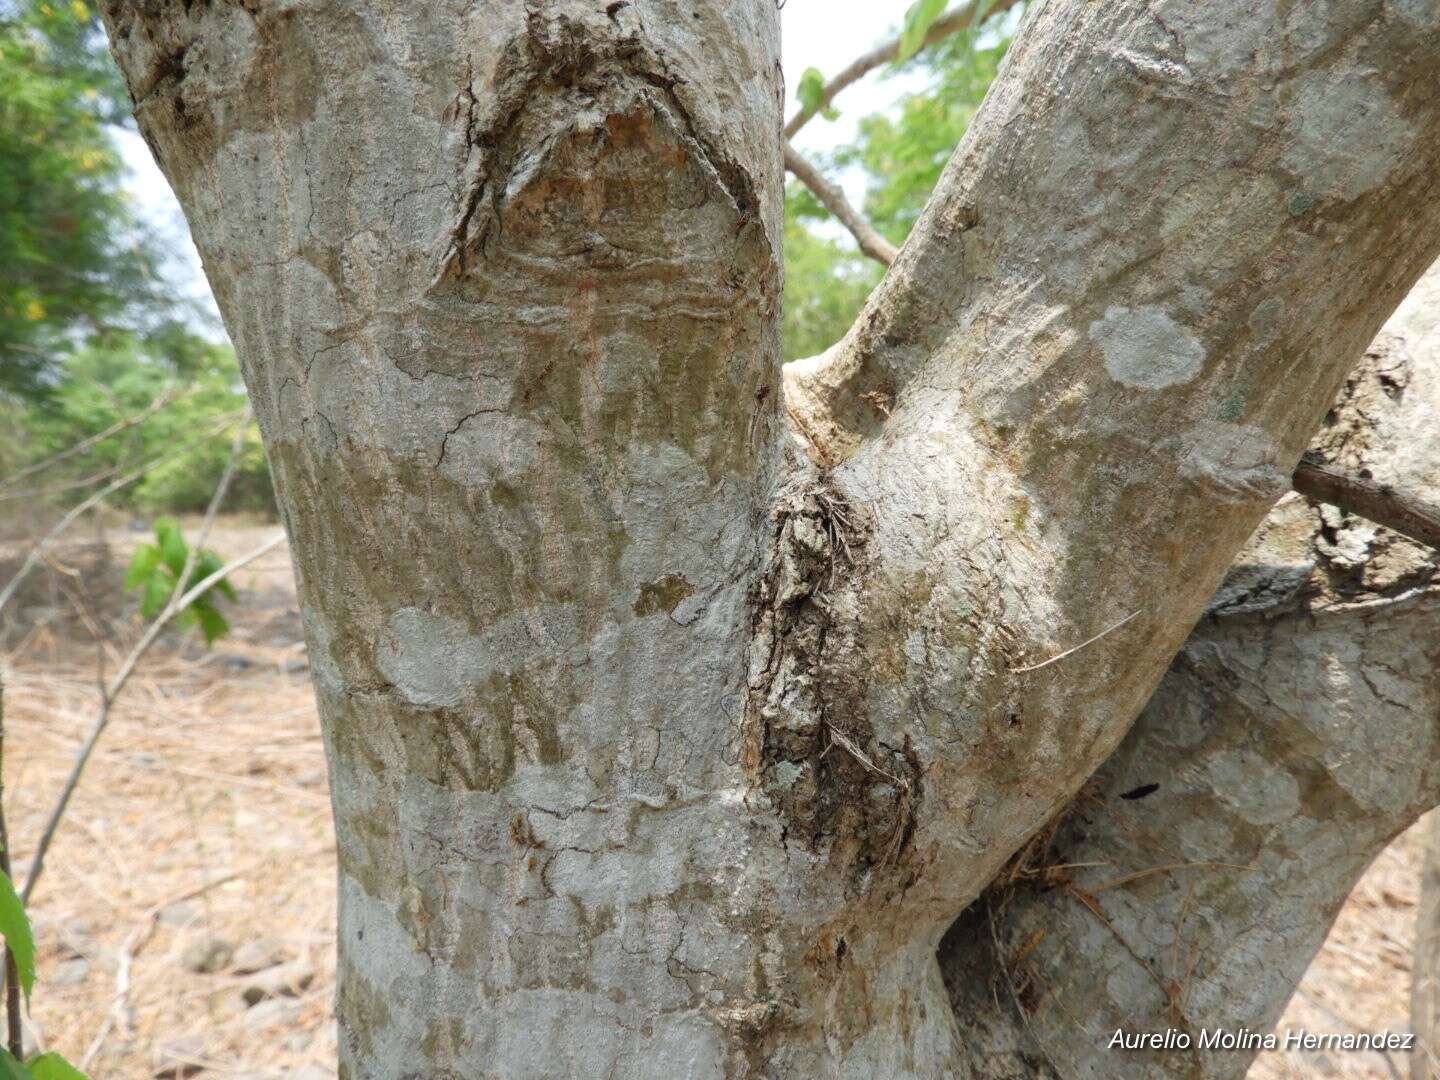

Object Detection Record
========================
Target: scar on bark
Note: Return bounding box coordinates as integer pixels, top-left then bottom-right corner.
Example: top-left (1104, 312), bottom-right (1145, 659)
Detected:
top-left (746, 479), bottom-right (921, 875)
top-left (433, 10), bottom-right (762, 283)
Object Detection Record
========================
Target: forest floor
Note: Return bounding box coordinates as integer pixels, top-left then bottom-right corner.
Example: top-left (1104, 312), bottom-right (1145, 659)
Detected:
top-left (0, 516), bottom-right (1426, 1079)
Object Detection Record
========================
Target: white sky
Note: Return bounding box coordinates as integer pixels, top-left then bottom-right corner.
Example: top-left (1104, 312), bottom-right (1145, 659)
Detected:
top-left (116, 1), bottom-right (922, 328)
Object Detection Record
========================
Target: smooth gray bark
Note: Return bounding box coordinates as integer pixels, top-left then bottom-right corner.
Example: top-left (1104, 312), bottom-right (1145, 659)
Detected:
top-left (941, 267), bottom-right (1440, 1079)
top-left (98, 0), bottom-right (1440, 1076)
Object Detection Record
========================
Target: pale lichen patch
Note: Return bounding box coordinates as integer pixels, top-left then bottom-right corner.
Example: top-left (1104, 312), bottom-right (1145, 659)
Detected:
top-left (375, 608), bottom-right (490, 707)
top-left (1089, 305), bottom-right (1206, 389)
top-left (1204, 749), bottom-right (1301, 826)
top-left (1280, 70), bottom-right (1413, 202)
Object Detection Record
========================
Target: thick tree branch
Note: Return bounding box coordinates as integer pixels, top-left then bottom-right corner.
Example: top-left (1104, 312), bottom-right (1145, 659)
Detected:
top-left (782, 0), bottom-right (1026, 139)
top-left (778, 0), bottom-right (1440, 974)
top-left (97, 0), bottom-right (1440, 1074)
top-left (938, 260), bottom-right (1440, 1080)
top-left (1294, 456), bottom-right (1440, 551)
top-left (783, 141), bottom-right (897, 266)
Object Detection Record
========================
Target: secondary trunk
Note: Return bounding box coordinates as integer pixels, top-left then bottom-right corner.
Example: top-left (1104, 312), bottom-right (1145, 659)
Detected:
top-left (942, 264), bottom-right (1440, 1079)
top-left (99, 1), bottom-right (1440, 1076)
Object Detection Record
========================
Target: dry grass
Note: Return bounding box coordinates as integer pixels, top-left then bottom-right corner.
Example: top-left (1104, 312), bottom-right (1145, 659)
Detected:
top-left (4, 521), bottom-right (336, 1079)
top-left (0, 517), bottom-right (1429, 1078)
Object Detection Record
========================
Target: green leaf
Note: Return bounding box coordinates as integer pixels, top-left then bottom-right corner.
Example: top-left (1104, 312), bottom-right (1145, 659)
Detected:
top-left (897, 0), bottom-right (948, 62)
top-left (192, 603), bottom-right (229, 647)
top-left (797, 67), bottom-right (827, 115)
top-left (28, 1054), bottom-right (90, 1080)
top-left (139, 570), bottom-right (173, 620)
top-left (0, 872), bottom-right (35, 1001)
top-left (154, 517), bottom-right (188, 576)
top-left (123, 543), bottom-right (160, 591)
top-left (0, 1049), bottom-right (33, 1080)
top-left (193, 551), bottom-right (236, 601)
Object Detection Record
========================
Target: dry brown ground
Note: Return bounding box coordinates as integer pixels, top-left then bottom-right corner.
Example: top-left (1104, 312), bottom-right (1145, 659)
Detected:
top-left (0, 517), bottom-right (1429, 1078)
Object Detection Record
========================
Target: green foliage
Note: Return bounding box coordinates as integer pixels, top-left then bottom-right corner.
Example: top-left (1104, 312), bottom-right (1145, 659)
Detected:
top-left (0, 870), bottom-right (33, 1001)
top-left (0, 0), bottom-right (168, 398)
top-left (796, 67), bottom-right (838, 122)
top-left (21, 329), bottom-right (272, 513)
top-left (839, 31), bottom-right (1009, 244)
top-left (896, 0), bottom-right (948, 61)
top-left (125, 517), bottom-right (237, 646)
top-left (0, 1050), bottom-right (91, 1080)
top-left (27, 1054), bottom-right (90, 1080)
top-left (782, 5), bottom-right (1015, 359)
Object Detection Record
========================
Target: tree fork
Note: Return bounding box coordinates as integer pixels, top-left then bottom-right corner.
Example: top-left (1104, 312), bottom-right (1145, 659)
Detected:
top-left (100, 0), bottom-right (1440, 1076)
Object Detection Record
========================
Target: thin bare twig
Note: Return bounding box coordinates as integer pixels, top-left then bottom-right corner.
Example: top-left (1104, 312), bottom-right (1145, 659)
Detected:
top-left (80, 870), bottom-right (239, 1070)
top-left (1010, 610), bottom-right (1141, 674)
top-left (0, 387), bottom-right (186, 493)
top-left (783, 0), bottom-right (1026, 139)
top-left (21, 423), bottom-right (275, 906)
top-left (784, 142), bottom-right (898, 266)
top-left (1293, 456), bottom-right (1440, 552)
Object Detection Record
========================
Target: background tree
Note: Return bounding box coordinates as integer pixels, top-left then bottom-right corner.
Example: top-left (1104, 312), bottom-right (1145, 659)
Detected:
top-left (91, 0), bottom-right (1440, 1077)
top-left (0, 0), bottom-right (156, 396)
top-left (0, 0), bottom-right (268, 515)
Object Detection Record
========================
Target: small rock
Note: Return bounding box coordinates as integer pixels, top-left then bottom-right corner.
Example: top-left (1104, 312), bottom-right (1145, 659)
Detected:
top-left (242, 961), bottom-right (315, 1005)
top-left (283, 658), bottom-right (310, 674)
top-left (158, 901), bottom-right (199, 928)
top-left (231, 938), bottom-right (286, 975)
top-left (153, 1035), bottom-right (206, 1078)
top-left (51, 958), bottom-right (90, 986)
top-left (220, 653), bottom-right (255, 672)
top-left (296, 771), bottom-right (326, 790)
top-left (181, 936), bottom-right (233, 974)
top-left (242, 998), bottom-right (302, 1031)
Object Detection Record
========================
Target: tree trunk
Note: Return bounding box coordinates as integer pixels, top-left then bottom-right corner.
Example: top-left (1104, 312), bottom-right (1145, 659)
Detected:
top-left (99, 1), bottom-right (1440, 1076)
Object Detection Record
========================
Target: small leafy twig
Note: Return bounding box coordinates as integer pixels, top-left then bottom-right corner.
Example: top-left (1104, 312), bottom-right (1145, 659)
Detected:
top-left (783, 0), bottom-right (1025, 139)
top-left (21, 530), bottom-right (283, 905)
top-left (0, 410), bottom-right (248, 618)
top-left (21, 420), bottom-right (272, 908)
top-left (0, 676), bottom-right (20, 1059)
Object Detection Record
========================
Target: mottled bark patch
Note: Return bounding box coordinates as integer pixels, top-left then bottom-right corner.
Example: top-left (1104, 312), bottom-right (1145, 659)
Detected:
top-left (633, 573), bottom-right (695, 618)
top-left (746, 481), bottom-right (919, 878)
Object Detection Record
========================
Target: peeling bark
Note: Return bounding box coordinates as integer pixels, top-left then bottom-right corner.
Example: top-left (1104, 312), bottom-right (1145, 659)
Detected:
top-left (98, 0), bottom-right (1440, 1075)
